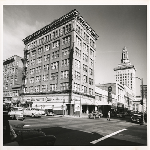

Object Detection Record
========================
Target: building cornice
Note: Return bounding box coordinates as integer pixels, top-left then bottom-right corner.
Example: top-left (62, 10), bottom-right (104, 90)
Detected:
top-left (114, 64), bottom-right (136, 71)
top-left (3, 55), bottom-right (23, 65)
top-left (22, 9), bottom-right (99, 45)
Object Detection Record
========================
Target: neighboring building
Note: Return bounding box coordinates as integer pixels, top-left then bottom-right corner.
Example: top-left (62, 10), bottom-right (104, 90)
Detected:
top-left (96, 82), bottom-right (134, 116)
top-left (95, 85), bottom-right (117, 117)
top-left (22, 9), bottom-right (99, 115)
top-left (114, 47), bottom-right (136, 95)
top-left (3, 55), bottom-right (23, 103)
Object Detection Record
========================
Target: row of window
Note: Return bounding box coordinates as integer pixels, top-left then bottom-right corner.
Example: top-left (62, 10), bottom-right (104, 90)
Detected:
top-left (28, 82), bottom-right (70, 93)
top-left (26, 23), bottom-right (72, 50)
top-left (3, 61), bottom-right (18, 69)
top-left (27, 37), bottom-right (70, 59)
top-left (73, 83), bottom-right (94, 95)
top-left (3, 91), bottom-right (19, 97)
top-left (76, 23), bottom-right (95, 49)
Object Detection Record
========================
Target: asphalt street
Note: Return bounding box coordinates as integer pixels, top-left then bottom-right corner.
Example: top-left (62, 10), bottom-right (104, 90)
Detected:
top-left (22, 115), bottom-right (147, 146)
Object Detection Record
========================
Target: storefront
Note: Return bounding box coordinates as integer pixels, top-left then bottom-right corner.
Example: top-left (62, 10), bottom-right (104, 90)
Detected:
top-left (117, 102), bottom-right (124, 113)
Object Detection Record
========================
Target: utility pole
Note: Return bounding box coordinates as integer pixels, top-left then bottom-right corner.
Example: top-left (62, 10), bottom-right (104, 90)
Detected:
top-left (141, 78), bottom-right (145, 124)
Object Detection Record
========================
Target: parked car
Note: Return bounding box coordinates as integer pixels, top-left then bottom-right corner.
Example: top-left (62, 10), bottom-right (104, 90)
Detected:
top-left (3, 119), bottom-right (56, 146)
top-left (34, 108), bottom-right (45, 115)
top-left (44, 109), bottom-right (54, 116)
top-left (117, 112), bottom-right (125, 118)
top-left (8, 107), bottom-right (24, 121)
top-left (23, 108), bottom-right (41, 118)
top-left (88, 111), bottom-right (103, 119)
top-left (131, 112), bottom-right (147, 123)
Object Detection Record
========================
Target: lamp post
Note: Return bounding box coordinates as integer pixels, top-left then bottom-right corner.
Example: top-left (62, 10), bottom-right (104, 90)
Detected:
top-left (132, 77), bottom-right (145, 124)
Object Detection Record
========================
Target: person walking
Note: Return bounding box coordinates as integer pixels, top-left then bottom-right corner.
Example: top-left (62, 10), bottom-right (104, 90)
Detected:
top-left (107, 111), bottom-right (110, 121)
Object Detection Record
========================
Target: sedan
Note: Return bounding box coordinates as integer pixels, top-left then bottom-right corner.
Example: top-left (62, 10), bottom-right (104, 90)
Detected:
top-left (23, 108), bottom-right (41, 118)
top-left (88, 111), bottom-right (103, 119)
top-left (8, 107), bottom-right (24, 121)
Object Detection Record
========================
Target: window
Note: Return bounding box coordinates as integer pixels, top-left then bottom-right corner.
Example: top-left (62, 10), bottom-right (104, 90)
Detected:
top-left (89, 78), bottom-right (93, 85)
top-left (35, 85), bottom-right (40, 93)
top-left (31, 50), bottom-right (36, 57)
top-left (36, 66), bottom-right (41, 73)
top-left (36, 76), bottom-right (41, 83)
top-left (45, 44), bottom-right (50, 51)
top-left (74, 59), bottom-right (81, 69)
top-left (90, 58), bottom-right (94, 67)
top-left (30, 68), bottom-right (35, 75)
top-left (90, 49), bottom-right (94, 57)
top-left (30, 77), bottom-right (34, 83)
top-left (52, 41), bottom-right (60, 49)
top-left (29, 86), bottom-right (33, 93)
top-left (62, 58), bottom-right (69, 67)
top-left (83, 75), bottom-right (88, 83)
top-left (51, 72), bottom-right (58, 80)
top-left (89, 88), bottom-right (93, 95)
top-left (62, 48), bottom-right (70, 56)
top-left (74, 71), bottom-right (80, 80)
top-left (42, 85), bottom-right (47, 92)
top-left (52, 50), bottom-right (59, 59)
top-left (31, 59), bottom-right (35, 65)
top-left (90, 39), bottom-right (95, 48)
top-left (50, 84), bottom-right (57, 91)
top-left (51, 61), bottom-right (59, 70)
top-left (76, 36), bottom-right (81, 47)
top-left (43, 74), bottom-right (48, 81)
top-left (82, 85), bottom-right (87, 93)
top-left (83, 53), bottom-right (88, 62)
top-left (60, 82), bottom-right (69, 90)
top-left (38, 47), bottom-right (43, 54)
top-left (83, 64), bottom-right (88, 72)
top-left (61, 70), bottom-right (69, 79)
top-left (37, 56), bottom-right (42, 64)
top-left (75, 47), bottom-right (81, 57)
top-left (74, 82), bottom-right (80, 91)
top-left (62, 36), bottom-right (71, 45)
top-left (89, 68), bottom-right (93, 75)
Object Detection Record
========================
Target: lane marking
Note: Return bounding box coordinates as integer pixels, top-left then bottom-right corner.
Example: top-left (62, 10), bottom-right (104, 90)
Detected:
top-left (24, 125), bottom-right (30, 127)
top-left (90, 128), bottom-right (127, 144)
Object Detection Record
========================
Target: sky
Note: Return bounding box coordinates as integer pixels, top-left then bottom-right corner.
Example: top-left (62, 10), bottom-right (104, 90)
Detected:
top-left (3, 4), bottom-right (147, 96)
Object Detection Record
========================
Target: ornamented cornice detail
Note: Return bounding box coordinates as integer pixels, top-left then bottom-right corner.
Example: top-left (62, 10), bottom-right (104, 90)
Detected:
top-left (22, 9), bottom-right (99, 45)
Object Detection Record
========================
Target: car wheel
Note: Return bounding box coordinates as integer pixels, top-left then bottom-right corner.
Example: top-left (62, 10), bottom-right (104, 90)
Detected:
top-left (45, 114), bottom-right (47, 116)
top-left (88, 116), bottom-right (91, 119)
top-left (99, 115), bottom-right (101, 119)
top-left (31, 114), bottom-right (35, 118)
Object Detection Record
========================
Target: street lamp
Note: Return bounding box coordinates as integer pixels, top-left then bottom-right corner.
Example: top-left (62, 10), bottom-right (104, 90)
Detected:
top-left (132, 77), bottom-right (145, 124)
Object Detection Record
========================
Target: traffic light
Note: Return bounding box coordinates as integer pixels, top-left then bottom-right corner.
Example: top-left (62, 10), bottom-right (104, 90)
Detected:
top-left (108, 86), bottom-right (112, 103)
top-left (140, 100), bottom-right (143, 105)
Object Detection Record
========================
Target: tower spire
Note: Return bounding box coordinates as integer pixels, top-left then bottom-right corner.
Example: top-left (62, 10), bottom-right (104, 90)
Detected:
top-left (121, 46), bottom-right (130, 64)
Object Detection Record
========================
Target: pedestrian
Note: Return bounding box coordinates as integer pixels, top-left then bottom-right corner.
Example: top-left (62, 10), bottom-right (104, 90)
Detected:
top-left (107, 111), bottom-right (110, 121)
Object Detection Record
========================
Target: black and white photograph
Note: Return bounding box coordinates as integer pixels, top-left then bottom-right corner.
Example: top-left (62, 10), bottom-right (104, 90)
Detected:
top-left (2, 1), bottom-right (148, 149)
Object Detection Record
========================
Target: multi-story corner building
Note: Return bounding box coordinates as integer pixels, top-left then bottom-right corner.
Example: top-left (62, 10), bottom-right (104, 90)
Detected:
top-left (114, 47), bottom-right (136, 95)
top-left (3, 55), bottom-right (23, 102)
top-left (22, 9), bottom-right (99, 115)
